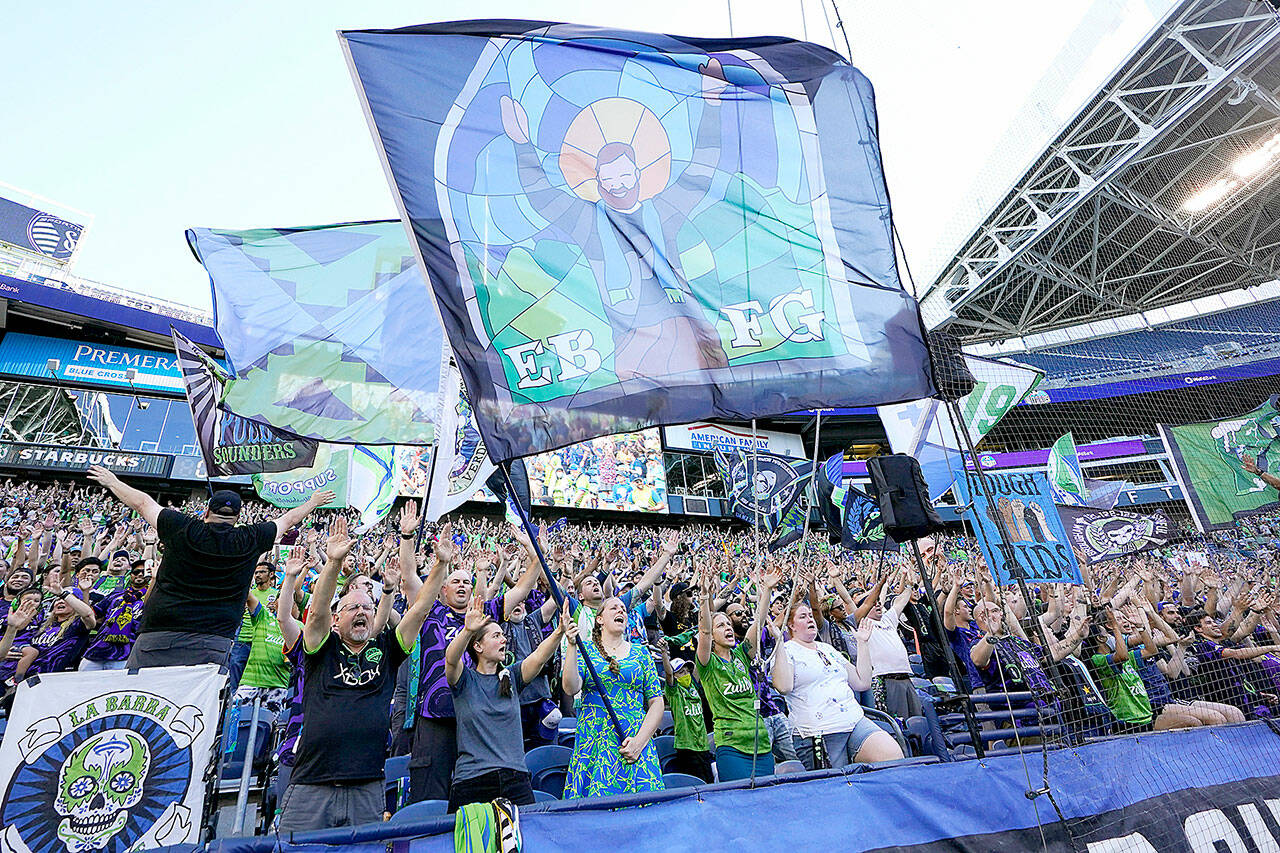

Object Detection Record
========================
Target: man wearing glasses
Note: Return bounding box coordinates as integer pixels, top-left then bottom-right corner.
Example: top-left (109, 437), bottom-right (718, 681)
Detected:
top-left (277, 516), bottom-right (438, 832)
top-left (86, 464), bottom-right (334, 669)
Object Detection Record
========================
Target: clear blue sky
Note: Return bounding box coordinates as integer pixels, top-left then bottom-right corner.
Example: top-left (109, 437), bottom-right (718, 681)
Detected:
top-left (0, 0), bottom-right (1169, 310)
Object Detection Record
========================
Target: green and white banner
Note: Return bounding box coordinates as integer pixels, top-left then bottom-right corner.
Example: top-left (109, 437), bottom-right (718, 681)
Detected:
top-left (254, 444), bottom-right (397, 533)
top-left (1159, 396), bottom-right (1280, 532)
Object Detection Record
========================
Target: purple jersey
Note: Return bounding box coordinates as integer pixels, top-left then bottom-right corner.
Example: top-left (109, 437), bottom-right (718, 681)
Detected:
top-left (415, 598), bottom-right (499, 719)
top-left (275, 641), bottom-right (306, 766)
top-left (26, 616), bottom-right (91, 675)
top-left (82, 587), bottom-right (144, 663)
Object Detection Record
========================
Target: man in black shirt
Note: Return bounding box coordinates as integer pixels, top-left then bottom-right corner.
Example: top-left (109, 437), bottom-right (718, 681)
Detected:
top-left (86, 465), bottom-right (333, 669)
top-left (277, 516), bottom-right (437, 832)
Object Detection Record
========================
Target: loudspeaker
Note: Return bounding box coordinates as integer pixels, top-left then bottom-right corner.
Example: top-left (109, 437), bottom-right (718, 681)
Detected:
top-left (926, 322), bottom-right (976, 402)
top-left (866, 454), bottom-right (944, 541)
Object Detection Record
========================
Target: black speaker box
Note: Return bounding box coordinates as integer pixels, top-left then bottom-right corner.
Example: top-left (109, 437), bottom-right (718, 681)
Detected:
top-left (866, 454), bottom-right (944, 541)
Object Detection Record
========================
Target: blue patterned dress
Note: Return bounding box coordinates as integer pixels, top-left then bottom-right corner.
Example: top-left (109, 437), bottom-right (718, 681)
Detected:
top-left (564, 640), bottom-right (665, 799)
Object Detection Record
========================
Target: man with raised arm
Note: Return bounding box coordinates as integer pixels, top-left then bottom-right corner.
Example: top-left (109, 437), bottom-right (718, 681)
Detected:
top-left (277, 517), bottom-right (436, 832)
top-left (85, 464), bottom-right (333, 668)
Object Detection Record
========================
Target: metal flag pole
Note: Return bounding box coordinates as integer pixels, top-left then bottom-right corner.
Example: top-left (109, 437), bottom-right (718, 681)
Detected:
top-left (752, 418), bottom-right (761, 573)
top-left (415, 442), bottom-right (438, 551)
top-left (797, 410), bottom-right (824, 564)
top-left (498, 461), bottom-right (627, 743)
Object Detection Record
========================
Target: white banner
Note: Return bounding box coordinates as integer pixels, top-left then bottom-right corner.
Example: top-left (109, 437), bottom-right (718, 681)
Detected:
top-left (0, 665), bottom-right (225, 853)
top-left (425, 364), bottom-right (497, 522)
top-left (661, 421), bottom-right (805, 458)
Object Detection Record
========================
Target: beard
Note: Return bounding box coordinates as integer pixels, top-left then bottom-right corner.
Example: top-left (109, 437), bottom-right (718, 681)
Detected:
top-left (599, 179), bottom-right (641, 211)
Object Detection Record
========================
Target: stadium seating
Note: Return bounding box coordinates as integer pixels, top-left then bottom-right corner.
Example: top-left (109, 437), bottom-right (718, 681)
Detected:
top-left (862, 707), bottom-right (911, 755)
top-left (219, 715), bottom-right (275, 791)
top-left (775, 760), bottom-right (807, 775)
top-left (533, 789), bottom-right (558, 803)
top-left (662, 772), bottom-right (705, 789)
top-left (526, 745), bottom-right (572, 798)
top-left (1011, 298), bottom-right (1280, 385)
top-left (388, 800), bottom-right (449, 824)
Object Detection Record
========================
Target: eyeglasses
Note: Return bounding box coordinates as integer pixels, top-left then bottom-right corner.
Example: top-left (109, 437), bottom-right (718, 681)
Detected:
top-left (339, 603), bottom-right (375, 613)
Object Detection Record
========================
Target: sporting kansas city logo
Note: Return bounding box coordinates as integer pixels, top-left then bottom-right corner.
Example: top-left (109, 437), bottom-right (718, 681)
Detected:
top-left (25, 214), bottom-right (82, 261)
top-left (1, 690), bottom-right (202, 853)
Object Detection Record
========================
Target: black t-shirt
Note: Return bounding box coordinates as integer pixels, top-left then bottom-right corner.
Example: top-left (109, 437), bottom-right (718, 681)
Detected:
top-left (293, 627), bottom-right (409, 784)
top-left (140, 508), bottom-right (277, 638)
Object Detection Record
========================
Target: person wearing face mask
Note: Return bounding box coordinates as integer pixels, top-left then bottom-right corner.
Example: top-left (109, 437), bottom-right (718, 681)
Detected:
top-left (276, 517), bottom-right (436, 832)
top-left (444, 593), bottom-right (566, 811)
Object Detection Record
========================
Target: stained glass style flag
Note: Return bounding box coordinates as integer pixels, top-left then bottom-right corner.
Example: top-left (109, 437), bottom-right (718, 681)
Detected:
top-left (186, 221), bottom-right (448, 445)
top-left (341, 21), bottom-right (934, 461)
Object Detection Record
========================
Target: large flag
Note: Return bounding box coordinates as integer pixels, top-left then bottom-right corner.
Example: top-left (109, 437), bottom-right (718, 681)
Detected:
top-left (879, 355), bottom-right (1043, 502)
top-left (172, 329), bottom-right (319, 477)
top-left (1056, 506), bottom-right (1172, 564)
top-left (0, 665), bottom-right (225, 853)
top-left (186, 222), bottom-right (448, 446)
top-left (814, 453), bottom-right (846, 534)
top-left (1159, 397), bottom-right (1280, 531)
top-left (1047, 432), bottom-right (1089, 506)
top-left (425, 364), bottom-right (498, 522)
top-left (715, 450), bottom-right (812, 534)
top-left (254, 444), bottom-right (398, 533)
top-left (342, 22), bottom-right (935, 462)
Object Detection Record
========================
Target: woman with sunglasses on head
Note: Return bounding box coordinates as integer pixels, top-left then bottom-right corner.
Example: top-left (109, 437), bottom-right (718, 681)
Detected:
top-left (562, 596), bottom-right (665, 798)
top-left (773, 602), bottom-right (903, 770)
top-left (443, 594), bottom-right (566, 811)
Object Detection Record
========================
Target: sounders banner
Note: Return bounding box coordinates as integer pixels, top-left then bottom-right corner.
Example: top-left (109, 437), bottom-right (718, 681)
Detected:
top-left (342, 21), bottom-right (935, 462)
top-left (172, 329), bottom-right (319, 477)
top-left (1159, 396), bottom-right (1280, 532)
top-left (0, 665), bottom-right (225, 853)
top-left (955, 470), bottom-right (1082, 586)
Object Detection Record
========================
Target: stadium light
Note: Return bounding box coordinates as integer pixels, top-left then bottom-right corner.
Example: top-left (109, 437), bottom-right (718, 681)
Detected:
top-left (1183, 129), bottom-right (1280, 212)
top-left (1182, 177), bottom-right (1241, 212)
top-left (1232, 130), bottom-right (1280, 178)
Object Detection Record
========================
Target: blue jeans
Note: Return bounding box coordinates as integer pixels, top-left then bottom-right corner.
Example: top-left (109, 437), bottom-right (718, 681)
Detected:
top-left (714, 745), bottom-right (773, 782)
top-left (794, 717), bottom-right (883, 770)
top-left (227, 640), bottom-right (252, 695)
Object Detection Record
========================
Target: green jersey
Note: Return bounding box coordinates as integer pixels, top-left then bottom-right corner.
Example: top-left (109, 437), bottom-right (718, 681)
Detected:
top-left (665, 673), bottom-right (708, 752)
top-left (241, 597), bottom-right (291, 690)
top-left (695, 643), bottom-right (768, 755)
top-left (1090, 652), bottom-right (1152, 725)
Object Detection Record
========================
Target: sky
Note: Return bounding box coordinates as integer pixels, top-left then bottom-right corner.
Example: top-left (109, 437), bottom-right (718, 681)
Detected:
top-left (0, 0), bottom-right (1172, 312)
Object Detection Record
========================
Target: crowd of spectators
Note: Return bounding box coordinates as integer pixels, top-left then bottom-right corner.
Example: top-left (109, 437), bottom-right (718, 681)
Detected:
top-left (1, 473), bottom-right (1279, 833)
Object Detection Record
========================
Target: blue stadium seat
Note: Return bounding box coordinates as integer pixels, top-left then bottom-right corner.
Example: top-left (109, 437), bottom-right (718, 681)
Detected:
top-left (652, 734), bottom-right (677, 772)
top-left (861, 708), bottom-right (910, 755)
top-left (533, 789), bottom-right (558, 803)
top-left (556, 716), bottom-right (577, 747)
top-left (526, 744), bottom-right (572, 798)
top-left (220, 716), bottom-right (273, 785)
top-left (388, 799), bottom-right (449, 824)
top-left (662, 772), bottom-right (704, 789)
top-left (909, 654), bottom-right (924, 677)
top-left (657, 710), bottom-right (674, 735)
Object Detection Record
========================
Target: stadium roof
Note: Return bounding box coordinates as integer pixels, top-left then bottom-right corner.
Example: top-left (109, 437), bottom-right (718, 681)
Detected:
top-left (919, 0), bottom-right (1280, 341)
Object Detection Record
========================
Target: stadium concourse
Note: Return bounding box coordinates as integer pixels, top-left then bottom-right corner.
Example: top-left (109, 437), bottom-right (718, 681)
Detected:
top-left (2, 2), bottom-right (1280, 853)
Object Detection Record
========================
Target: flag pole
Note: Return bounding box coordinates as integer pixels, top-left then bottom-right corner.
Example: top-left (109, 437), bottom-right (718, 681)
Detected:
top-left (498, 461), bottom-right (627, 743)
top-left (752, 418), bottom-right (761, 574)
top-left (797, 410), bottom-right (824, 565)
top-left (415, 442), bottom-right (438, 550)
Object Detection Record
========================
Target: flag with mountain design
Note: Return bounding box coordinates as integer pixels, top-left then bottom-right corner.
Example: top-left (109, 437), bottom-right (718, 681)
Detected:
top-left (186, 221), bottom-right (447, 445)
